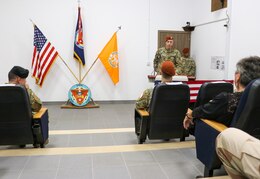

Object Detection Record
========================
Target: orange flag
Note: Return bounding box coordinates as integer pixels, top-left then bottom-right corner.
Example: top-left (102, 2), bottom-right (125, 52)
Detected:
top-left (98, 32), bottom-right (119, 85)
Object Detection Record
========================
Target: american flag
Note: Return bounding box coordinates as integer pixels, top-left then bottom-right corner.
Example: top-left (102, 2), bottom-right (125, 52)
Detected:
top-left (32, 25), bottom-right (58, 86)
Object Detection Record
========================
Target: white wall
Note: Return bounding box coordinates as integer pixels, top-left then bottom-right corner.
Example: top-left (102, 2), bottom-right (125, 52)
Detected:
top-left (190, 0), bottom-right (229, 80)
top-left (227, 0), bottom-right (260, 79)
top-left (190, 0), bottom-right (260, 80)
top-left (0, 0), bottom-right (193, 102)
top-left (2, 0), bottom-right (259, 102)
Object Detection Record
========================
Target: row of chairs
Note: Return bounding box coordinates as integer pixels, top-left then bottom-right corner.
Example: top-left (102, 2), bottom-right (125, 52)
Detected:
top-left (135, 78), bottom-right (260, 177)
top-left (0, 80), bottom-right (259, 176)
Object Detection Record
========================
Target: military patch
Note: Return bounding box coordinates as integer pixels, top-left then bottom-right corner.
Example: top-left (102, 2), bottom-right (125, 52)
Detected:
top-left (69, 84), bottom-right (92, 106)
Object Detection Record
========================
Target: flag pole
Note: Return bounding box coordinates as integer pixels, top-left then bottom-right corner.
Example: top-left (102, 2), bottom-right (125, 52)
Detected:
top-left (78, 0), bottom-right (82, 84)
top-left (58, 55), bottom-right (80, 83)
top-left (80, 57), bottom-right (99, 83)
top-left (80, 26), bottom-right (121, 83)
top-left (79, 63), bottom-right (81, 83)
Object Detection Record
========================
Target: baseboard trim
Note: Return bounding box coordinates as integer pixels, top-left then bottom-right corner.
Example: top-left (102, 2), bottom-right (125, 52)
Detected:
top-left (43, 100), bottom-right (135, 105)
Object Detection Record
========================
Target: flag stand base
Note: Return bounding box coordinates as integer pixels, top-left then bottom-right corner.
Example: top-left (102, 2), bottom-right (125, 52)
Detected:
top-left (61, 98), bottom-right (100, 109)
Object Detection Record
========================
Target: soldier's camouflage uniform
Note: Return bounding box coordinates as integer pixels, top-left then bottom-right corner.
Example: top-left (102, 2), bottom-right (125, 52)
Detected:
top-left (153, 47), bottom-right (181, 74)
top-left (216, 128), bottom-right (260, 179)
top-left (135, 88), bottom-right (153, 134)
top-left (135, 88), bottom-right (153, 110)
top-left (27, 88), bottom-right (42, 113)
top-left (176, 57), bottom-right (196, 76)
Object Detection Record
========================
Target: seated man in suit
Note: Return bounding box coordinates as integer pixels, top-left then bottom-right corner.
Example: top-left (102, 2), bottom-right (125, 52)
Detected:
top-left (216, 128), bottom-right (260, 179)
top-left (8, 66), bottom-right (42, 113)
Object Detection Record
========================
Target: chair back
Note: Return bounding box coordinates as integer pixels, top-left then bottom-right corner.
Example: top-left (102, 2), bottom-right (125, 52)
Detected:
top-left (194, 82), bottom-right (233, 108)
top-left (231, 78), bottom-right (260, 138)
top-left (148, 83), bottom-right (190, 139)
top-left (194, 82), bottom-right (234, 175)
top-left (0, 85), bottom-right (34, 145)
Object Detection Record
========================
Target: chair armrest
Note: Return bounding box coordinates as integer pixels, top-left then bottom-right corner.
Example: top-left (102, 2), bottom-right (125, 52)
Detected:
top-left (200, 119), bottom-right (228, 132)
top-left (33, 107), bottom-right (48, 120)
top-left (136, 109), bottom-right (149, 117)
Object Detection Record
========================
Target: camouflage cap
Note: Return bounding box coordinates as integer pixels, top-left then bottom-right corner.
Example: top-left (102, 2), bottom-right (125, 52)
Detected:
top-left (9, 66), bottom-right (29, 78)
top-left (161, 61), bottom-right (175, 76)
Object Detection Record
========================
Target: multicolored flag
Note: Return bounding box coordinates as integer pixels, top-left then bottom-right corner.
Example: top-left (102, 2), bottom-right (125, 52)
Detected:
top-left (32, 25), bottom-right (58, 86)
top-left (98, 32), bottom-right (119, 85)
top-left (74, 7), bottom-right (85, 66)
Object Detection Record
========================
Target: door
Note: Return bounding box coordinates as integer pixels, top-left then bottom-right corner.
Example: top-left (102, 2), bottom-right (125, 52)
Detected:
top-left (158, 30), bottom-right (191, 54)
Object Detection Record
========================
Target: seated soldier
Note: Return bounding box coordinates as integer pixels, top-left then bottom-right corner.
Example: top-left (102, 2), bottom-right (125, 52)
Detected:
top-left (135, 61), bottom-right (175, 134)
top-left (8, 66), bottom-right (42, 113)
top-left (136, 61), bottom-right (176, 110)
top-left (176, 48), bottom-right (196, 77)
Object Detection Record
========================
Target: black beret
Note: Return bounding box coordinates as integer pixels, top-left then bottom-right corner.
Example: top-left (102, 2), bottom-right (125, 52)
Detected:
top-left (9, 66), bottom-right (29, 78)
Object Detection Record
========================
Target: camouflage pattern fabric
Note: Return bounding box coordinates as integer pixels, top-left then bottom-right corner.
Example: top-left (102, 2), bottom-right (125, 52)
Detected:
top-left (153, 47), bottom-right (181, 74)
top-left (176, 57), bottom-right (196, 76)
top-left (216, 128), bottom-right (260, 179)
top-left (27, 88), bottom-right (42, 113)
top-left (135, 88), bottom-right (153, 110)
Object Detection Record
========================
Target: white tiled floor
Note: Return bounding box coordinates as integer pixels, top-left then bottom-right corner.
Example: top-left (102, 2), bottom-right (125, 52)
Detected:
top-left (0, 102), bottom-right (226, 179)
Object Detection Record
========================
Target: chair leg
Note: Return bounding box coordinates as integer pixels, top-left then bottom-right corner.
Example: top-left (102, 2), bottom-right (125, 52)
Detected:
top-left (204, 167), bottom-right (214, 177)
top-left (19, 145), bottom-right (26, 148)
top-left (180, 135), bottom-right (185, 141)
top-left (180, 130), bottom-right (186, 141)
top-left (40, 143), bottom-right (45, 148)
top-left (138, 138), bottom-right (144, 144)
top-left (33, 143), bottom-right (40, 148)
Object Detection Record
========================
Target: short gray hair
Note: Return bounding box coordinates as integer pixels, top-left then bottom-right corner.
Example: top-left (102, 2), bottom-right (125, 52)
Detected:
top-left (236, 56), bottom-right (260, 87)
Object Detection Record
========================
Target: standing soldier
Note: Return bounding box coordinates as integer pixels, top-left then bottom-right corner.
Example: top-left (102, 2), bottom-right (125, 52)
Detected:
top-left (176, 48), bottom-right (196, 77)
top-left (153, 35), bottom-right (181, 74)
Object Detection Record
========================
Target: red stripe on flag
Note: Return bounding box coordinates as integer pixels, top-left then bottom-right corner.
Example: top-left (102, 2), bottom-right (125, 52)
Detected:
top-left (37, 44), bottom-right (54, 79)
top-left (39, 51), bottom-right (58, 86)
top-left (32, 52), bottom-right (40, 77)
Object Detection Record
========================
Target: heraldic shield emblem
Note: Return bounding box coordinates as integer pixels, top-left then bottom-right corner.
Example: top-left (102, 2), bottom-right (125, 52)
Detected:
top-left (68, 84), bottom-right (92, 106)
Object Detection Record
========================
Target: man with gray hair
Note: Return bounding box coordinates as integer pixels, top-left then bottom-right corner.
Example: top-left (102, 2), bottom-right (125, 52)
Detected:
top-left (183, 56), bottom-right (260, 129)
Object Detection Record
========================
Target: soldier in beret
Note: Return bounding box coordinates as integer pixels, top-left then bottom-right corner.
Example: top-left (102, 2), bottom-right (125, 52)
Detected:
top-left (136, 61), bottom-right (176, 110)
top-left (135, 61), bottom-right (176, 134)
top-left (153, 35), bottom-right (181, 74)
top-left (8, 66), bottom-right (42, 113)
top-left (176, 48), bottom-right (196, 77)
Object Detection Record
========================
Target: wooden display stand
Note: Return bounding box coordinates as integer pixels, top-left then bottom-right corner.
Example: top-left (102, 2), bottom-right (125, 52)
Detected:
top-left (61, 98), bottom-right (99, 109)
